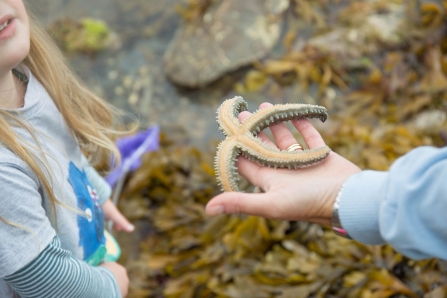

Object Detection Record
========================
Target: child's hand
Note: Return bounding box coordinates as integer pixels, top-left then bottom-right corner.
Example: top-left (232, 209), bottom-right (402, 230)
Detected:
top-left (102, 199), bottom-right (135, 232)
top-left (100, 262), bottom-right (129, 297)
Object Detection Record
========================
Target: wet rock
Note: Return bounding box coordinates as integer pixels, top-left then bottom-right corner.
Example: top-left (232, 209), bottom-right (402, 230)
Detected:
top-left (163, 0), bottom-right (289, 87)
top-left (293, 2), bottom-right (405, 70)
top-left (28, 0), bottom-right (119, 25)
top-left (48, 18), bottom-right (119, 55)
top-left (408, 109), bottom-right (446, 132)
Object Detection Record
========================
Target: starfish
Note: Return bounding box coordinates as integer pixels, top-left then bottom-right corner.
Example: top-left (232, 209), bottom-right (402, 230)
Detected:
top-left (215, 96), bottom-right (331, 192)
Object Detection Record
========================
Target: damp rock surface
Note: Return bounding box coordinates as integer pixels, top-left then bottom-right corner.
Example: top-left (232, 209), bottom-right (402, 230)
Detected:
top-left (163, 0), bottom-right (289, 87)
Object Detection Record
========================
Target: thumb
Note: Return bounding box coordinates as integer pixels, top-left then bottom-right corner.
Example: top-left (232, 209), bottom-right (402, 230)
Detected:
top-left (206, 192), bottom-right (280, 219)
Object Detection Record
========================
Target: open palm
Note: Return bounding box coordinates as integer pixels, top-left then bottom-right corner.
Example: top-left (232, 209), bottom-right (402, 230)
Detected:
top-left (206, 103), bottom-right (360, 226)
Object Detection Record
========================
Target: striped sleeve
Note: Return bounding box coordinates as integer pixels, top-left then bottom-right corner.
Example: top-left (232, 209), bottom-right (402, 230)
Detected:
top-left (3, 236), bottom-right (121, 298)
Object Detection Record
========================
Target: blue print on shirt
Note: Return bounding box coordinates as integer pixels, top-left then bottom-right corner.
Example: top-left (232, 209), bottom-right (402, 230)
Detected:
top-left (68, 162), bottom-right (105, 260)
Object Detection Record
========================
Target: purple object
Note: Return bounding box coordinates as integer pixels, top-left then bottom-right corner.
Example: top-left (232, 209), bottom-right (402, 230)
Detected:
top-left (106, 125), bottom-right (160, 188)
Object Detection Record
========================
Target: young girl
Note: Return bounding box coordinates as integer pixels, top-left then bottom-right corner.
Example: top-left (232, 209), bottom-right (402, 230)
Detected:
top-left (0, 0), bottom-right (134, 297)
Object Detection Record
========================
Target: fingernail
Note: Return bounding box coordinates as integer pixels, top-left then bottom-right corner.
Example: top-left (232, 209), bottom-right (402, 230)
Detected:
top-left (207, 205), bottom-right (224, 216)
top-left (128, 224), bottom-right (135, 232)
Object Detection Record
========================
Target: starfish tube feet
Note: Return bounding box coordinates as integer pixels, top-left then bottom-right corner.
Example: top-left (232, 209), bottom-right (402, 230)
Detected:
top-left (215, 96), bottom-right (331, 192)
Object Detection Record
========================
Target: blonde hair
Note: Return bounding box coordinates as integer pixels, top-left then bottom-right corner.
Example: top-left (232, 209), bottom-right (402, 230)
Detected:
top-left (0, 8), bottom-right (123, 224)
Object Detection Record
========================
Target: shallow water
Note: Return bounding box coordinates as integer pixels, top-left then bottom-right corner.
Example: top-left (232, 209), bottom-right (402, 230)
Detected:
top-left (29, 0), bottom-right (283, 145)
top-left (29, 0), bottom-right (287, 262)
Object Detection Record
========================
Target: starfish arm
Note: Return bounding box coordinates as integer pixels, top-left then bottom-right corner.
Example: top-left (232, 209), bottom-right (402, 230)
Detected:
top-left (215, 96), bottom-right (332, 193)
top-left (216, 96), bottom-right (248, 137)
top-left (241, 103), bottom-right (328, 134)
top-left (214, 138), bottom-right (242, 192)
top-left (239, 133), bottom-right (331, 169)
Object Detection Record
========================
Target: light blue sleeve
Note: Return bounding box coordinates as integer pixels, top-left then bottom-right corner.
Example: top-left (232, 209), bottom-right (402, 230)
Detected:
top-left (81, 155), bottom-right (112, 205)
top-left (338, 146), bottom-right (447, 260)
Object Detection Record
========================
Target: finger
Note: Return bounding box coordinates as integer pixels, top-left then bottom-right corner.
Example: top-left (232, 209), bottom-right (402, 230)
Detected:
top-left (291, 119), bottom-right (326, 149)
top-left (111, 213), bottom-right (135, 232)
top-left (259, 103), bottom-right (301, 150)
top-left (238, 111), bottom-right (275, 146)
top-left (235, 156), bottom-right (264, 187)
top-left (206, 192), bottom-right (281, 219)
top-left (270, 122), bottom-right (300, 150)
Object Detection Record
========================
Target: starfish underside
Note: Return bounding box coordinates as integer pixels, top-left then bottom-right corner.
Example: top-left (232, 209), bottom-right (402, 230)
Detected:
top-left (215, 96), bottom-right (331, 192)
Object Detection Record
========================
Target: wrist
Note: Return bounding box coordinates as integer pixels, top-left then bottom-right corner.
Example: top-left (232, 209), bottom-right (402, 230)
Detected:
top-left (314, 176), bottom-right (350, 227)
top-left (331, 184), bottom-right (351, 239)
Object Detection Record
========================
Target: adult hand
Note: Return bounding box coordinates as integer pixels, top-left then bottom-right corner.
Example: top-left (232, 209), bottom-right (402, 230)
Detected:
top-left (102, 199), bottom-right (135, 232)
top-left (206, 103), bottom-right (361, 226)
top-left (99, 262), bottom-right (129, 297)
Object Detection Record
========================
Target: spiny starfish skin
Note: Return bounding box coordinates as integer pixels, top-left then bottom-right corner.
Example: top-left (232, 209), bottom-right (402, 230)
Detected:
top-left (215, 96), bottom-right (331, 192)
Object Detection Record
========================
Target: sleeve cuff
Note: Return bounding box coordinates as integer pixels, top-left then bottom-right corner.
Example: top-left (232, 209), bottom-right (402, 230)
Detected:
top-left (338, 170), bottom-right (388, 245)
